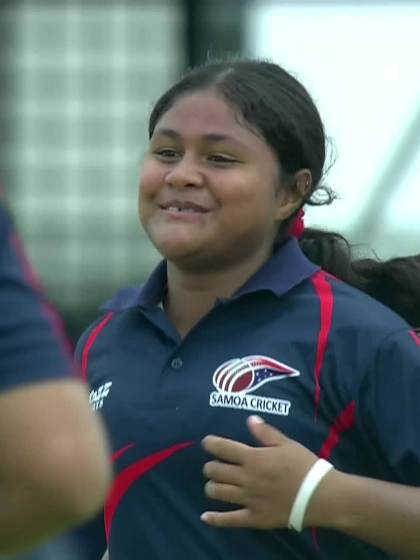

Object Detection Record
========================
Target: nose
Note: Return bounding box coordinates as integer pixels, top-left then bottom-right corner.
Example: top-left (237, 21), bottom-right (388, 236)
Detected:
top-left (164, 156), bottom-right (203, 189)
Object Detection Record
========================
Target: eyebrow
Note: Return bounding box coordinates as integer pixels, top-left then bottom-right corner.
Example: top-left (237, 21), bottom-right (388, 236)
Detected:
top-left (153, 128), bottom-right (242, 145)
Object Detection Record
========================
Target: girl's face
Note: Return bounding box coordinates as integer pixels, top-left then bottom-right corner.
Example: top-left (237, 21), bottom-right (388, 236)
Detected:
top-left (139, 90), bottom-right (297, 270)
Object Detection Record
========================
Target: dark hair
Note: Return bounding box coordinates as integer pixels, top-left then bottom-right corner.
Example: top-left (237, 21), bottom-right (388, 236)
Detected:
top-left (301, 229), bottom-right (420, 328)
top-left (148, 59), bottom-right (419, 326)
top-left (353, 254), bottom-right (420, 328)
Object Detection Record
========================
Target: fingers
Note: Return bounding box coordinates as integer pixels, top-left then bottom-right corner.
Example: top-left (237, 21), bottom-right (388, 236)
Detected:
top-left (247, 415), bottom-right (289, 447)
top-left (203, 460), bottom-right (243, 485)
top-left (200, 419), bottom-right (297, 532)
top-left (202, 435), bottom-right (249, 465)
top-left (201, 508), bottom-right (254, 528)
top-left (204, 481), bottom-right (245, 505)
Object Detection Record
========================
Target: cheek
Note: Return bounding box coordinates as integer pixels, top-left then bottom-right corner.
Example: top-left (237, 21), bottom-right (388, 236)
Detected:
top-left (138, 169), bottom-right (157, 225)
top-left (220, 172), bottom-right (275, 214)
top-left (216, 175), bottom-right (279, 237)
top-left (137, 181), bottom-right (148, 226)
top-left (139, 160), bottom-right (163, 198)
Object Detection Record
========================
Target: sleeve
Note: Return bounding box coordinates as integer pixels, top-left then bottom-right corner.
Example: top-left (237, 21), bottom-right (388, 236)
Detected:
top-left (74, 315), bottom-right (111, 388)
top-left (74, 324), bottom-right (94, 370)
top-left (357, 328), bottom-right (420, 485)
top-left (65, 510), bottom-right (107, 560)
top-left (0, 204), bottom-right (74, 392)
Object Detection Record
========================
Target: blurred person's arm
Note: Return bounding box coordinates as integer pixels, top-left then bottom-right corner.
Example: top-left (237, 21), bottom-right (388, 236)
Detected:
top-left (0, 380), bottom-right (111, 554)
top-left (0, 200), bottom-right (111, 554)
top-left (101, 550), bottom-right (109, 560)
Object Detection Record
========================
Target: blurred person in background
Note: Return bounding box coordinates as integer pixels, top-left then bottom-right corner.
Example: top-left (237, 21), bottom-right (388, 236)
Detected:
top-left (79, 59), bottom-right (420, 560)
top-left (301, 228), bottom-right (420, 329)
top-left (352, 253), bottom-right (420, 330)
top-left (0, 192), bottom-right (112, 556)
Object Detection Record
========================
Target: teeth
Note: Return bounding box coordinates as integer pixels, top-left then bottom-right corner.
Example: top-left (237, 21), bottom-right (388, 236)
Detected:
top-left (166, 206), bottom-right (198, 213)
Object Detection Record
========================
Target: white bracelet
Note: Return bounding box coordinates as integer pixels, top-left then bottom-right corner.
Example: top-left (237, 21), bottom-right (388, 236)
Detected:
top-left (288, 458), bottom-right (333, 532)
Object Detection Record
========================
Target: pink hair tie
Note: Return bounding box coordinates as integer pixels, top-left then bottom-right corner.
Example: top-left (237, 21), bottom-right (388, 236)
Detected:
top-left (288, 208), bottom-right (305, 239)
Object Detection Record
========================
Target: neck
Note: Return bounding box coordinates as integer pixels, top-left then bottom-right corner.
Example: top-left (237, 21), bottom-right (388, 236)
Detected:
top-left (164, 246), bottom-right (272, 337)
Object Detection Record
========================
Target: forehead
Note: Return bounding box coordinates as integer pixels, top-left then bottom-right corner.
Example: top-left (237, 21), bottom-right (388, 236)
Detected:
top-left (153, 90), bottom-right (264, 148)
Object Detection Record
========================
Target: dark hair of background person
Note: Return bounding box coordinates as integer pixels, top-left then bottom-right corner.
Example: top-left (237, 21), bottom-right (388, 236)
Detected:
top-left (300, 228), bottom-right (420, 328)
top-left (148, 58), bottom-right (419, 327)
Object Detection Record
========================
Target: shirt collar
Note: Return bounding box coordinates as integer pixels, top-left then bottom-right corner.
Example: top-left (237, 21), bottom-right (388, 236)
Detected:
top-left (235, 237), bottom-right (319, 299)
top-left (102, 238), bottom-right (319, 312)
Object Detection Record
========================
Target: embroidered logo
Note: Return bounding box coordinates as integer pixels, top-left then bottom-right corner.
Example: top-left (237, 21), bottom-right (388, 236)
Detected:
top-left (89, 382), bottom-right (112, 411)
top-left (209, 355), bottom-right (299, 416)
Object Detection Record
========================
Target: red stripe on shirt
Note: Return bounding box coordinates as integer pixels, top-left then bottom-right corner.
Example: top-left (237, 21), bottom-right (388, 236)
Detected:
top-left (111, 444), bottom-right (136, 463)
top-left (81, 312), bottom-right (114, 381)
top-left (311, 400), bottom-right (356, 550)
top-left (311, 271), bottom-right (334, 416)
top-left (9, 232), bottom-right (74, 357)
top-left (319, 401), bottom-right (356, 460)
top-left (104, 441), bottom-right (194, 541)
top-left (409, 330), bottom-right (420, 348)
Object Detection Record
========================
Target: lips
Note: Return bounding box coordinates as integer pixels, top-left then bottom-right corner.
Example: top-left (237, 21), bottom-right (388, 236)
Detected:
top-left (159, 200), bottom-right (211, 213)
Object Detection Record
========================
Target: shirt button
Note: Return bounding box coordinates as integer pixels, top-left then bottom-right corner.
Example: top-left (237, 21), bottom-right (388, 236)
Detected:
top-left (171, 357), bottom-right (183, 369)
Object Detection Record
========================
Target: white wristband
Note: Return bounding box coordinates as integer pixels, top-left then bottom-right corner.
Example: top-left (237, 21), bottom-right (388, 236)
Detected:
top-left (288, 458), bottom-right (333, 532)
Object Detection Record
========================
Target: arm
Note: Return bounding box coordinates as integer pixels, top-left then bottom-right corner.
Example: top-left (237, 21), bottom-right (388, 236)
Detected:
top-left (0, 205), bottom-right (112, 553)
top-left (307, 462), bottom-right (420, 558)
top-left (102, 550), bottom-right (109, 560)
top-left (316, 327), bottom-right (420, 558)
top-left (0, 379), bottom-right (112, 555)
top-left (202, 330), bottom-right (420, 558)
top-left (202, 417), bottom-right (420, 558)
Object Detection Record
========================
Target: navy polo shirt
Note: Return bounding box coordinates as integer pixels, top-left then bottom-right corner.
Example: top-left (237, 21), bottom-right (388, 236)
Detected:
top-left (77, 238), bottom-right (420, 560)
top-left (0, 203), bottom-right (73, 391)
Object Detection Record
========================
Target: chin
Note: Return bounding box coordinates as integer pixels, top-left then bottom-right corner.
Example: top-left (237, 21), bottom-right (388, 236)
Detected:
top-left (153, 238), bottom-right (199, 261)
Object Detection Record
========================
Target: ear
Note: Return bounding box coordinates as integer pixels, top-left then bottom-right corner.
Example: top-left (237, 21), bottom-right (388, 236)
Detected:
top-left (274, 168), bottom-right (312, 221)
top-left (295, 169), bottom-right (312, 198)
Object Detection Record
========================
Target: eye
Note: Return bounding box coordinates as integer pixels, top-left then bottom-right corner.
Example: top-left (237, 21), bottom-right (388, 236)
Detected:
top-left (153, 149), bottom-right (179, 161)
top-left (208, 154), bottom-right (238, 165)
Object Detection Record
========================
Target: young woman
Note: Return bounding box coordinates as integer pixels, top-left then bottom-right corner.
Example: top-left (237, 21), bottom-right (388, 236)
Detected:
top-left (78, 59), bottom-right (420, 560)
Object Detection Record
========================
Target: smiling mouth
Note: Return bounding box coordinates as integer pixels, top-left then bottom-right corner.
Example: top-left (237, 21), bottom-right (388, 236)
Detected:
top-left (163, 206), bottom-right (208, 214)
top-left (159, 202), bottom-right (211, 214)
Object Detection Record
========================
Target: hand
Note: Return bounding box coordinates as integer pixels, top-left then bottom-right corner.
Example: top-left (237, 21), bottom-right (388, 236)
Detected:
top-left (201, 415), bottom-right (320, 529)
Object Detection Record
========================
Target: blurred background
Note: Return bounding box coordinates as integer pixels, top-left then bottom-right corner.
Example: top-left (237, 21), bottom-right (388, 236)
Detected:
top-left (1, 0), bottom-right (418, 558)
